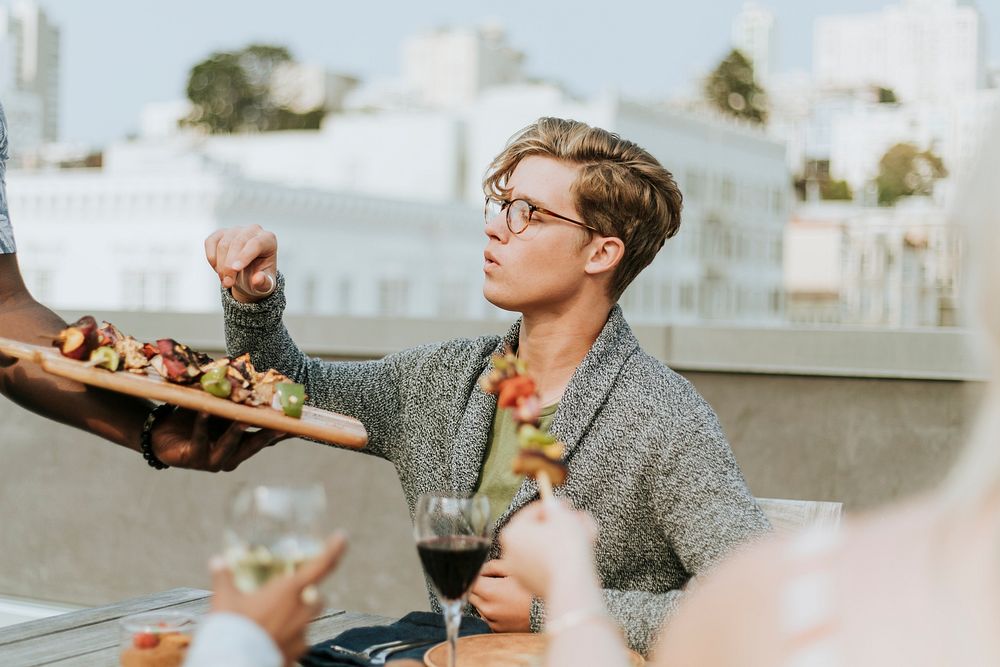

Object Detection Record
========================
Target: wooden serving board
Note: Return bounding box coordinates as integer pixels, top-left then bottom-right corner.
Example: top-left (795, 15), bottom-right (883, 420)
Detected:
top-left (423, 633), bottom-right (645, 666)
top-left (0, 337), bottom-right (368, 449)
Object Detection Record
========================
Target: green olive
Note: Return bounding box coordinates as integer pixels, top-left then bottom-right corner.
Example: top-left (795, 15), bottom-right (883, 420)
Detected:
top-left (276, 382), bottom-right (305, 418)
top-left (200, 366), bottom-right (232, 398)
top-left (89, 346), bottom-right (120, 371)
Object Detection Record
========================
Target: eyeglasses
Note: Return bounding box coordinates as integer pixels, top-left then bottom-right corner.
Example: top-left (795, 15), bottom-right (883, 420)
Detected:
top-left (484, 196), bottom-right (601, 236)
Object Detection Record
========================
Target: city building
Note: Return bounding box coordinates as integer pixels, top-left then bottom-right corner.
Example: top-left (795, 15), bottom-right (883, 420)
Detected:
top-left (401, 23), bottom-right (524, 109)
top-left (10, 80), bottom-right (791, 327)
top-left (814, 0), bottom-right (987, 104)
top-left (826, 89), bottom-right (1000, 194)
top-left (0, 0), bottom-right (59, 148)
top-left (732, 1), bottom-right (777, 83)
top-left (8, 157), bottom-right (494, 320)
top-left (269, 63), bottom-right (358, 114)
top-left (786, 199), bottom-right (961, 327)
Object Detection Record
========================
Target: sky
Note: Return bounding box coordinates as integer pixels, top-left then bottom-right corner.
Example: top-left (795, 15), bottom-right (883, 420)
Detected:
top-left (12, 0), bottom-right (1000, 146)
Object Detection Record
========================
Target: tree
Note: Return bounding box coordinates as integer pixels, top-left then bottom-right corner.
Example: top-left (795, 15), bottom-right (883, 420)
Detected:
top-left (704, 49), bottom-right (768, 125)
top-left (184, 44), bottom-right (325, 134)
top-left (876, 143), bottom-right (947, 206)
top-left (792, 160), bottom-right (852, 202)
top-left (876, 86), bottom-right (898, 104)
top-left (821, 179), bottom-right (852, 201)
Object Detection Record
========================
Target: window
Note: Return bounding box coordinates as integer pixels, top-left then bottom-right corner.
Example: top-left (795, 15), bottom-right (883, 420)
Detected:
top-left (159, 273), bottom-right (176, 310)
top-left (721, 178), bottom-right (735, 205)
top-left (303, 275), bottom-right (318, 313)
top-left (23, 269), bottom-right (53, 303)
top-left (121, 271), bottom-right (175, 310)
top-left (336, 277), bottom-right (352, 314)
top-left (121, 271), bottom-right (146, 310)
top-left (377, 278), bottom-right (410, 317)
top-left (770, 289), bottom-right (783, 314)
top-left (680, 284), bottom-right (695, 312)
top-left (641, 282), bottom-right (655, 314)
top-left (619, 285), bottom-right (639, 312)
top-left (659, 283), bottom-right (673, 312)
top-left (684, 168), bottom-right (704, 201)
top-left (771, 188), bottom-right (784, 215)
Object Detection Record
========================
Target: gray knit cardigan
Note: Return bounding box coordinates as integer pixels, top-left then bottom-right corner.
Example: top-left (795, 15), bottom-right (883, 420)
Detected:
top-left (222, 277), bottom-right (770, 655)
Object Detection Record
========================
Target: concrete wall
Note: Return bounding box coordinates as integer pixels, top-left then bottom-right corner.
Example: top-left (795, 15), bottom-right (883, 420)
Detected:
top-left (0, 398), bottom-right (430, 613)
top-left (691, 372), bottom-right (979, 510)
top-left (0, 313), bottom-right (983, 611)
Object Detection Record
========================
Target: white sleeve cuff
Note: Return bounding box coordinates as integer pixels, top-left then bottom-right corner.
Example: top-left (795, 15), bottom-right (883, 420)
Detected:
top-left (184, 612), bottom-right (283, 667)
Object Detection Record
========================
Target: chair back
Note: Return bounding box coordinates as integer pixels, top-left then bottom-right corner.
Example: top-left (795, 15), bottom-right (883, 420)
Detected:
top-left (756, 497), bottom-right (843, 535)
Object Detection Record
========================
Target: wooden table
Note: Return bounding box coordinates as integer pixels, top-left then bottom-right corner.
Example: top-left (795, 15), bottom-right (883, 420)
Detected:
top-left (0, 587), bottom-right (398, 666)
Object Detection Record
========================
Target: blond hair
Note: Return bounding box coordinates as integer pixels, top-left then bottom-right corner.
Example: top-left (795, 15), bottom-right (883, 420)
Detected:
top-left (483, 117), bottom-right (683, 300)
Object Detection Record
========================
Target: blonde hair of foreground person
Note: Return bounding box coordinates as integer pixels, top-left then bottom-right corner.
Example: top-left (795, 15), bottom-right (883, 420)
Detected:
top-left (501, 110), bottom-right (1000, 667)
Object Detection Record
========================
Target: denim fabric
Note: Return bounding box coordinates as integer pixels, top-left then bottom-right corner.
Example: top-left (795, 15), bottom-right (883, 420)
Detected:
top-left (0, 101), bottom-right (15, 254)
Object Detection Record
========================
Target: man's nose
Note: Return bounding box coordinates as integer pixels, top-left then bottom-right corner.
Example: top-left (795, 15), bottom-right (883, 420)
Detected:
top-left (484, 209), bottom-right (509, 242)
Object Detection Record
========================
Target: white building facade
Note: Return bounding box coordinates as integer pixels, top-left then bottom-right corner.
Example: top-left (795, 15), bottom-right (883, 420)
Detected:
top-left (814, 0), bottom-right (987, 104)
top-left (785, 200), bottom-right (961, 327)
top-left (117, 77), bottom-right (790, 325)
top-left (826, 89), bottom-right (1000, 195)
top-left (401, 24), bottom-right (524, 109)
top-left (8, 161), bottom-right (493, 320)
top-left (9, 83), bottom-right (790, 326)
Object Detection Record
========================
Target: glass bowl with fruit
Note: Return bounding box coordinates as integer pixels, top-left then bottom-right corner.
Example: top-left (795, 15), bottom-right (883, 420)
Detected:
top-left (118, 611), bottom-right (195, 667)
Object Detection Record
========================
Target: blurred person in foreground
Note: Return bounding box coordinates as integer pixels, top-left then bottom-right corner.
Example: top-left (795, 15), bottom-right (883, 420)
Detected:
top-left (0, 99), bottom-right (285, 470)
top-left (183, 534), bottom-right (346, 667)
top-left (499, 113), bottom-right (1000, 666)
top-left (204, 117), bottom-right (770, 655)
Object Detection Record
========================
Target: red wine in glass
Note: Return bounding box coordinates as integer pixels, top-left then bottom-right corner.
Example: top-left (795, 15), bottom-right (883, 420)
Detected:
top-left (417, 535), bottom-right (491, 601)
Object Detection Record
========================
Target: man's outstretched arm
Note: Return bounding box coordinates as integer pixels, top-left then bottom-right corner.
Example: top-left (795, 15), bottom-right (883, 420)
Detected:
top-left (0, 253), bottom-right (286, 471)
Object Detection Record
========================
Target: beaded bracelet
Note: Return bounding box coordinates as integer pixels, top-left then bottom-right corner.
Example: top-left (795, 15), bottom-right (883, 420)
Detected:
top-left (140, 403), bottom-right (175, 470)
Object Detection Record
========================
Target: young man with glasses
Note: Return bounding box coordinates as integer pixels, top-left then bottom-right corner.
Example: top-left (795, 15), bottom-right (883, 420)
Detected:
top-left (208, 117), bottom-right (770, 656)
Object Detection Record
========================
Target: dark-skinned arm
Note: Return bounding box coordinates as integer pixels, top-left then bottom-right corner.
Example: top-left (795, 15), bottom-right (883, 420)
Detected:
top-left (0, 252), bottom-right (286, 471)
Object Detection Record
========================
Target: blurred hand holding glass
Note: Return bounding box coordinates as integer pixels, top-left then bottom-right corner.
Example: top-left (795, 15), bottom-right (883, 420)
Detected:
top-left (224, 484), bottom-right (326, 592)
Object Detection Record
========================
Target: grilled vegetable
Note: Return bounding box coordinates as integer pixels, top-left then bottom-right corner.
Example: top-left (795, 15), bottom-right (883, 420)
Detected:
top-left (200, 366), bottom-right (232, 398)
top-left (88, 346), bottom-right (121, 371)
top-left (54, 316), bottom-right (99, 360)
top-left (274, 382), bottom-right (306, 418)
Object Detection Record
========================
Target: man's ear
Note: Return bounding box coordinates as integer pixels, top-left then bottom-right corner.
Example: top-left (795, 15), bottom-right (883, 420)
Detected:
top-left (583, 237), bottom-right (625, 277)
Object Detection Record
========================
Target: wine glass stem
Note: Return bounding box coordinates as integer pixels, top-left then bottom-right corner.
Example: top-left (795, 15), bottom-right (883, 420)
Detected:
top-left (443, 599), bottom-right (462, 667)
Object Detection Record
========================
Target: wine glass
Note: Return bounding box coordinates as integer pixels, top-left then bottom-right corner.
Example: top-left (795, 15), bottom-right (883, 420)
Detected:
top-left (224, 483), bottom-right (326, 592)
top-left (414, 493), bottom-right (492, 667)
